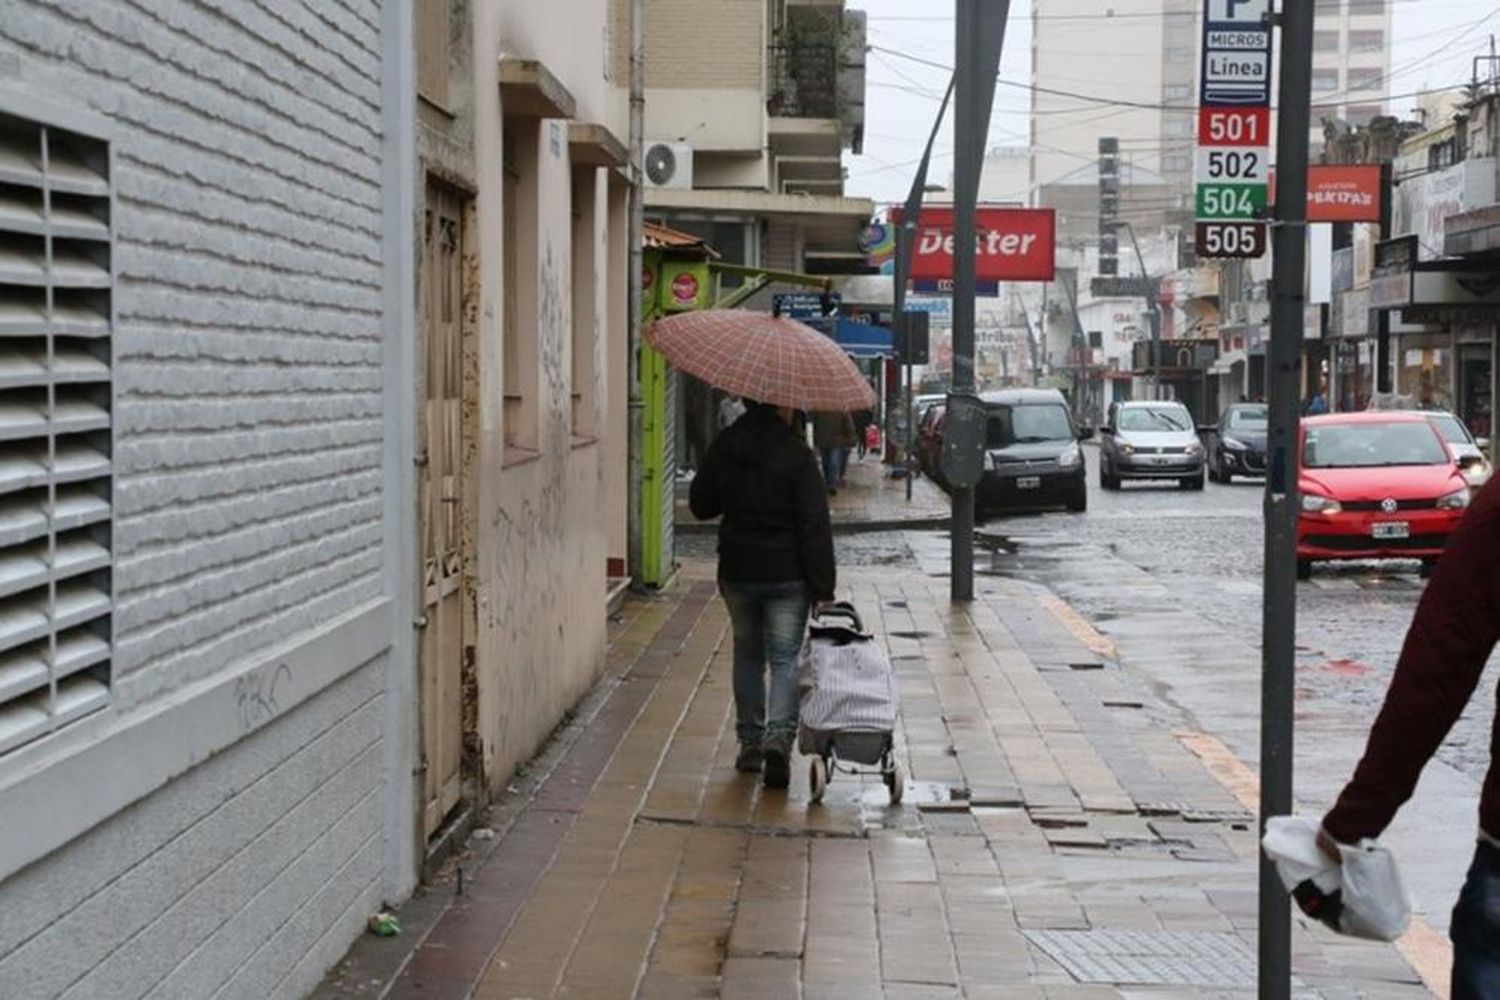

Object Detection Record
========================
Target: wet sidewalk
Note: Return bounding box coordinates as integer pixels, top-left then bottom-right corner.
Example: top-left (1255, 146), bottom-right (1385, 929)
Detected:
top-left (678, 452), bottom-right (952, 534)
top-left (318, 563), bottom-right (1434, 999)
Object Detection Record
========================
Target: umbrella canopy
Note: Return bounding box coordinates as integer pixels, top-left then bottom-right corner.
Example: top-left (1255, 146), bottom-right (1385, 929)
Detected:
top-left (646, 309), bottom-right (876, 412)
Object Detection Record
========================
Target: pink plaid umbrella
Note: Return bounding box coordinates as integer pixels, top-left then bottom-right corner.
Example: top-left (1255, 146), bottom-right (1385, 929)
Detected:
top-left (646, 309), bottom-right (876, 411)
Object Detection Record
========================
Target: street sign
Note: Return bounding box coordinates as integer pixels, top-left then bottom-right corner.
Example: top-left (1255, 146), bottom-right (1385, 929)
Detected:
top-left (1195, 0), bottom-right (1269, 259)
top-left (1090, 275), bottom-right (1157, 298)
top-left (1195, 221), bottom-right (1267, 258)
top-left (892, 206), bottom-right (1057, 282)
top-left (773, 292), bottom-right (839, 320)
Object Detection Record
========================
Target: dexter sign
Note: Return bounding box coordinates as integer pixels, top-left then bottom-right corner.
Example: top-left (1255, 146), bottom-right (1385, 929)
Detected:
top-left (895, 206), bottom-right (1056, 282)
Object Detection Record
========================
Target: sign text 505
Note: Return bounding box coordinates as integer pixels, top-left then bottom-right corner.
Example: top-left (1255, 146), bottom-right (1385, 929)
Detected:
top-left (1195, 221), bottom-right (1266, 259)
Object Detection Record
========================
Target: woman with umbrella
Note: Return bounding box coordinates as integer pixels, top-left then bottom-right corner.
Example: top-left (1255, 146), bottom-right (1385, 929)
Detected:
top-left (655, 310), bottom-right (873, 789)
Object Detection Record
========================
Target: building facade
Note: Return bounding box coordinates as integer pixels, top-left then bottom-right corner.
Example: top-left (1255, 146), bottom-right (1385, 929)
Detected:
top-left (0, 0), bottom-right (637, 995)
top-left (0, 4), bottom-right (421, 997)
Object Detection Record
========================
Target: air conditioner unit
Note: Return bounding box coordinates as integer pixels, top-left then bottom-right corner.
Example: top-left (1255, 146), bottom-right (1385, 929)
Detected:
top-left (1228, 302), bottom-right (1249, 326)
top-left (644, 141), bottom-right (694, 190)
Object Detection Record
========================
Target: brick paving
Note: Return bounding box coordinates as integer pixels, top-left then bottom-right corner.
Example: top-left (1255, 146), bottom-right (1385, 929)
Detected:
top-left (318, 561), bottom-right (1435, 999)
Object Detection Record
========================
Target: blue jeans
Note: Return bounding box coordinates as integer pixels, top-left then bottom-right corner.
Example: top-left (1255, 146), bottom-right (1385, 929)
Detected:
top-left (720, 581), bottom-right (809, 745)
top-left (1453, 840), bottom-right (1500, 998)
top-left (821, 447), bottom-right (848, 487)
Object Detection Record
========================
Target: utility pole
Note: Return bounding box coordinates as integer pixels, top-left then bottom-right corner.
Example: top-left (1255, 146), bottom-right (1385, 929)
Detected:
top-left (626, 0), bottom-right (645, 586)
top-left (1111, 220), bottom-right (1161, 398)
top-left (1261, 0), bottom-right (1315, 996)
top-left (896, 78), bottom-right (955, 503)
top-left (951, 0), bottom-right (1009, 603)
top-left (1375, 160), bottom-right (1393, 393)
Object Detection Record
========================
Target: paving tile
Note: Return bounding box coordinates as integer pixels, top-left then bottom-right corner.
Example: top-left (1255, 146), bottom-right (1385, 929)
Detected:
top-left (720, 956), bottom-right (800, 1000)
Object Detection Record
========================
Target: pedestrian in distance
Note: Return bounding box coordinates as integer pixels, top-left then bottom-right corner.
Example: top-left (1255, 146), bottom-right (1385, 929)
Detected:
top-left (853, 408), bottom-right (874, 460)
top-left (813, 410), bottom-right (859, 494)
top-left (688, 399), bottom-right (837, 790)
top-left (1318, 473), bottom-right (1500, 995)
top-left (1306, 379), bottom-right (1330, 416)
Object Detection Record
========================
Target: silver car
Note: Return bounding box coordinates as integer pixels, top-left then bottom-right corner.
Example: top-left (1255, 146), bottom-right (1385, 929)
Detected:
top-left (1099, 401), bottom-right (1207, 490)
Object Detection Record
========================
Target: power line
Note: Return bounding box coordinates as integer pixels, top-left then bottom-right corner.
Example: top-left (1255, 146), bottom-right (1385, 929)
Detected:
top-left (870, 43), bottom-right (1474, 112)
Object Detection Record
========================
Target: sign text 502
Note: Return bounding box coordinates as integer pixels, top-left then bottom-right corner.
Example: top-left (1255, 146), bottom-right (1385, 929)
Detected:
top-left (1196, 148), bottom-right (1266, 182)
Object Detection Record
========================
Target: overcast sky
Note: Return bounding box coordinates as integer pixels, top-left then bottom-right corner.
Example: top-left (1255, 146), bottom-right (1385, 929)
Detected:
top-left (846, 0), bottom-right (1497, 205)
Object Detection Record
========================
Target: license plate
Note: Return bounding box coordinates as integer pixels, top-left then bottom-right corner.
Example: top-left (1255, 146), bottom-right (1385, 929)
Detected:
top-left (1017, 476), bottom-right (1041, 490)
top-left (1371, 521), bottom-right (1410, 540)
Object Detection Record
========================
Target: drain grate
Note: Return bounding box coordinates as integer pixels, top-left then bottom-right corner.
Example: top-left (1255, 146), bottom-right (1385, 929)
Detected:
top-left (1024, 930), bottom-right (1254, 987)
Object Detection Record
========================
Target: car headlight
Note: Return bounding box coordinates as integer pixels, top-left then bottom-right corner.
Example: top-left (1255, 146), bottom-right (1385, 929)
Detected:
top-left (1120, 444), bottom-right (1136, 456)
top-left (1058, 443), bottom-right (1082, 468)
top-left (1300, 493), bottom-right (1341, 515)
top-left (1221, 437), bottom-right (1247, 450)
top-left (1437, 487), bottom-right (1471, 510)
top-left (1185, 441), bottom-right (1204, 456)
top-left (982, 451), bottom-right (995, 472)
top-left (1462, 460), bottom-right (1492, 487)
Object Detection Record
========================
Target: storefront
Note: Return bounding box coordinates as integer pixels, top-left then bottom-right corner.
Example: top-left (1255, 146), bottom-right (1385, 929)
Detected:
top-left (1371, 234), bottom-right (1500, 430)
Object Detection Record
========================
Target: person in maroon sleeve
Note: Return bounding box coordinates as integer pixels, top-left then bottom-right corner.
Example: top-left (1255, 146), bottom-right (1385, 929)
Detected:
top-left (1319, 475), bottom-right (1500, 996)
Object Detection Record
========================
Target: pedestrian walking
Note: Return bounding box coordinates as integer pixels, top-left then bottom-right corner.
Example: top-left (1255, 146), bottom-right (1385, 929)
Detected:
top-left (853, 409), bottom-right (874, 460)
top-left (813, 410), bottom-right (858, 494)
top-left (1306, 378), bottom-right (1330, 416)
top-left (688, 400), bottom-right (836, 789)
top-left (1318, 475), bottom-right (1500, 995)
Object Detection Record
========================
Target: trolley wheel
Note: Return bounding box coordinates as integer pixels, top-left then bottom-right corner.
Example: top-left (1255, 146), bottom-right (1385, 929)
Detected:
top-left (809, 756), bottom-right (828, 805)
top-left (884, 763), bottom-right (904, 805)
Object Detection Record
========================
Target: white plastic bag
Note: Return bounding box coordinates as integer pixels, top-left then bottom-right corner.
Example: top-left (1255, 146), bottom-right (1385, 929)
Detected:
top-left (1261, 815), bottom-right (1412, 942)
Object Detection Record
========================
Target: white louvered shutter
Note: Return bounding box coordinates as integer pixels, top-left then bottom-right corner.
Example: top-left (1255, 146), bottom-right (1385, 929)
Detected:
top-left (0, 111), bottom-right (112, 756)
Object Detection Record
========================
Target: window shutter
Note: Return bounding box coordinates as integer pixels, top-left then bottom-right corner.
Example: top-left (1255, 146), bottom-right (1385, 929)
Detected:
top-left (0, 112), bottom-right (112, 756)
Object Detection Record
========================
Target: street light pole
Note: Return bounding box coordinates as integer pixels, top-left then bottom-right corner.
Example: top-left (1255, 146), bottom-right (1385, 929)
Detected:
top-left (1110, 220), bottom-right (1161, 399)
top-left (896, 80), bottom-right (955, 503)
top-left (1261, 1), bottom-right (1316, 997)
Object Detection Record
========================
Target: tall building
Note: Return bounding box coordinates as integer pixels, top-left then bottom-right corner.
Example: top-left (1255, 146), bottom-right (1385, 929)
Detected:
top-left (1029, 0), bottom-right (1394, 221)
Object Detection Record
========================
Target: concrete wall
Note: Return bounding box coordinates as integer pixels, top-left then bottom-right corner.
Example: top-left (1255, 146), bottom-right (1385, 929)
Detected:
top-left (472, 1), bottom-right (624, 792)
top-left (0, 2), bottom-right (417, 997)
top-left (644, 0), bottom-right (766, 152)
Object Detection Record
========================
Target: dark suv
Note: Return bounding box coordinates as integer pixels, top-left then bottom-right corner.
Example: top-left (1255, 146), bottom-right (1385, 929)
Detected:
top-left (974, 389), bottom-right (1089, 515)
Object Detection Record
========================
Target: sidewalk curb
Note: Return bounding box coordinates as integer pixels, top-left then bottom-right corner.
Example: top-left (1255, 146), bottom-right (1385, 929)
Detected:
top-left (1038, 588), bottom-right (1446, 998)
top-left (675, 516), bottom-right (952, 537)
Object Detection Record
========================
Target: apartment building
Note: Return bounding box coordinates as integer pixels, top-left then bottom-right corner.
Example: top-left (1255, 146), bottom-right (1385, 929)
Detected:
top-left (641, 0), bottom-right (873, 275)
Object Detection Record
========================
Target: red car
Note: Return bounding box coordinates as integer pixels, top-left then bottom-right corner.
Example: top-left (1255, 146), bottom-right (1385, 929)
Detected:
top-left (1297, 412), bottom-right (1473, 580)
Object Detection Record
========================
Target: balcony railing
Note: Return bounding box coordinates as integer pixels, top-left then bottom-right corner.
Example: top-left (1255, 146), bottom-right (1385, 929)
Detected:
top-left (768, 41), bottom-right (840, 120)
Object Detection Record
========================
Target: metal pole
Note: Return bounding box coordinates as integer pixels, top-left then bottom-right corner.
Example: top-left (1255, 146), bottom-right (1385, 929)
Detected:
top-left (898, 78), bottom-right (956, 503)
top-left (1123, 222), bottom-right (1161, 398)
top-left (951, 0), bottom-right (1008, 603)
top-left (625, 0), bottom-right (646, 585)
top-left (1261, 1), bottom-right (1314, 996)
top-left (1376, 160), bottom-right (1393, 394)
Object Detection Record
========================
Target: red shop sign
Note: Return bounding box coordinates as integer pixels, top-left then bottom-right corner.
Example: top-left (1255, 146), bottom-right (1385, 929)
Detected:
top-left (892, 206), bottom-right (1057, 282)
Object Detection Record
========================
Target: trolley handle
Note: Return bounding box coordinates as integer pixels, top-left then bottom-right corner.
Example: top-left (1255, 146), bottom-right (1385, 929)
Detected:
top-left (811, 600), bottom-right (863, 632)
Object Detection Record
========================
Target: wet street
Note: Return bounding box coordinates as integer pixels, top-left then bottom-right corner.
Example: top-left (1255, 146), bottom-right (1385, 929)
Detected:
top-left (685, 448), bottom-right (1498, 933)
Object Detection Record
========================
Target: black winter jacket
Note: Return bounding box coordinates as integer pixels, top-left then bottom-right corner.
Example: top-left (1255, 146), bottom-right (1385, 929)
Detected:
top-left (689, 406), bottom-right (836, 600)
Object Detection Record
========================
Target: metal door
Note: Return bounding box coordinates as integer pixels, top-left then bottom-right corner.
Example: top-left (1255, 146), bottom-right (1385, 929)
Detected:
top-left (419, 181), bottom-right (465, 837)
